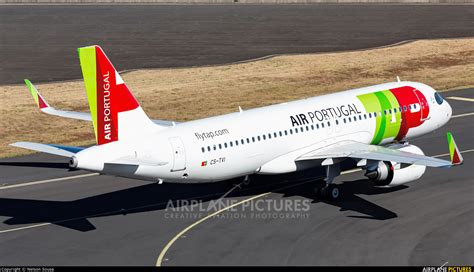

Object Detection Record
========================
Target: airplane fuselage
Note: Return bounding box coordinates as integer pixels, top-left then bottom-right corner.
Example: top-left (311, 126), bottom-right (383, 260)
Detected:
top-left (74, 81), bottom-right (452, 183)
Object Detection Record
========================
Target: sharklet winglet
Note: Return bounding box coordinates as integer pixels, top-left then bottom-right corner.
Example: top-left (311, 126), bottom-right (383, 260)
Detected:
top-left (447, 132), bottom-right (463, 166)
top-left (24, 79), bottom-right (50, 110)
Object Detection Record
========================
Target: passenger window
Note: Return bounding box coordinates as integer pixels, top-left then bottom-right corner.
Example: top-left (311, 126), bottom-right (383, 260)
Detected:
top-left (358, 115), bottom-right (362, 120)
top-left (321, 123), bottom-right (325, 128)
top-left (219, 144), bottom-right (222, 149)
top-left (280, 131), bottom-right (283, 137)
top-left (295, 128), bottom-right (298, 134)
top-left (268, 133), bottom-right (271, 139)
top-left (274, 132), bottom-right (277, 137)
top-left (224, 143), bottom-right (227, 148)
top-left (213, 145), bottom-right (216, 150)
top-left (353, 116), bottom-right (357, 121)
top-left (247, 138), bottom-right (250, 144)
top-left (311, 125), bottom-right (314, 130)
top-left (230, 142), bottom-right (233, 147)
top-left (336, 120), bottom-right (339, 125)
top-left (285, 130), bottom-right (288, 136)
top-left (207, 146), bottom-right (211, 152)
top-left (241, 139), bottom-right (245, 145)
top-left (236, 140), bottom-right (239, 146)
top-left (300, 127), bottom-right (304, 132)
top-left (316, 124), bottom-right (319, 129)
top-left (263, 135), bottom-right (266, 140)
top-left (252, 137), bottom-right (255, 142)
top-left (201, 147), bottom-right (205, 153)
top-left (290, 129), bottom-right (293, 134)
top-left (327, 121), bottom-right (330, 127)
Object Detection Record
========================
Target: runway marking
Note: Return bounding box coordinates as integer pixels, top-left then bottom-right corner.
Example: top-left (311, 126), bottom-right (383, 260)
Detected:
top-left (447, 96), bottom-right (474, 103)
top-left (155, 148), bottom-right (474, 266)
top-left (155, 192), bottom-right (271, 266)
top-left (0, 223), bottom-right (51, 234)
top-left (452, 112), bottom-right (474, 119)
top-left (0, 173), bottom-right (99, 190)
top-left (432, 148), bottom-right (474, 158)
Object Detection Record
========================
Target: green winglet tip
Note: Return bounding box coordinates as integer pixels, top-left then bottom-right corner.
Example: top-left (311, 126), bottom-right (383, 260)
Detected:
top-left (24, 79), bottom-right (39, 106)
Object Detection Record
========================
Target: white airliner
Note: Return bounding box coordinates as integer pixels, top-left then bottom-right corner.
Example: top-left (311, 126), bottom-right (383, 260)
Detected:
top-left (12, 45), bottom-right (463, 200)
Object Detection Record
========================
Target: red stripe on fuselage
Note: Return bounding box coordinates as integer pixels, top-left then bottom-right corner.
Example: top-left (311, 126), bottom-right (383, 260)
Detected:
top-left (390, 86), bottom-right (429, 141)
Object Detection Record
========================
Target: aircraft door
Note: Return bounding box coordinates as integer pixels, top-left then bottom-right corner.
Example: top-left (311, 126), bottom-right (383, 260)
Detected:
top-left (414, 89), bottom-right (430, 121)
top-left (169, 137), bottom-right (186, 171)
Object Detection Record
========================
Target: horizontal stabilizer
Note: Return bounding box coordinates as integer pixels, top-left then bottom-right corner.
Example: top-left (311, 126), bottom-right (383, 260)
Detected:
top-left (24, 79), bottom-right (178, 126)
top-left (10, 142), bottom-right (84, 157)
top-left (24, 79), bottom-right (91, 121)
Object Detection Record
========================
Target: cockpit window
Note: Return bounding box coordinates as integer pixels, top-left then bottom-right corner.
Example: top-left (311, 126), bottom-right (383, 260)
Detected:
top-left (434, 92), bottom-right (444, 105)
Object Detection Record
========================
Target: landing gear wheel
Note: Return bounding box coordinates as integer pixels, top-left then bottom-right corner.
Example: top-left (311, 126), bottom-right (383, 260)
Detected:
top-left (243, 175), bottom-right (250, 186)
top-left (327, 184), bottom-right (340, 201)
top-left (315, 184), bottom-right (340, 201)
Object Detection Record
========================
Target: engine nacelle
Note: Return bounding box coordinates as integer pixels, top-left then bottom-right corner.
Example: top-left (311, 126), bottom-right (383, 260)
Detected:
top-left (365, 144), bottom-right (426, 187)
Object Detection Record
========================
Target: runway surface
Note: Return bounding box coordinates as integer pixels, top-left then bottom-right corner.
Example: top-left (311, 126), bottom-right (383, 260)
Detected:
top-left (1, 4), bottom-right (474, 84)
top-left (0, 88), bottom-right (472, 265)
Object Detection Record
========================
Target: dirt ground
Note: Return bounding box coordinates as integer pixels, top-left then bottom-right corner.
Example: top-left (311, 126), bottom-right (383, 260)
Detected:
top-left (1, 38), bottom-right (473, 158)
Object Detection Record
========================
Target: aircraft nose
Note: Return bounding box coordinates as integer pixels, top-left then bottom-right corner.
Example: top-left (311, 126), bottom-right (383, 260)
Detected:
top-left (446, 100), bottom-right (452, 120)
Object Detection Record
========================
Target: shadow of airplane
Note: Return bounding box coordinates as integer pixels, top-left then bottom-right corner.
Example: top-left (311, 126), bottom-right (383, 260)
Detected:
top-left (0, 161), bottom-right (405, 232)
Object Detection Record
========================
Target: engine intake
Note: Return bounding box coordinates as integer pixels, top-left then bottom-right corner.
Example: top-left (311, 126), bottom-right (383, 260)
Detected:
top-left (364, 144), bottom-right (427, 187)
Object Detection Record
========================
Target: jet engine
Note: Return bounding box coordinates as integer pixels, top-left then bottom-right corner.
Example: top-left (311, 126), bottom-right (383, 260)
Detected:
top-left (365, 144), bottom-right (426, 187)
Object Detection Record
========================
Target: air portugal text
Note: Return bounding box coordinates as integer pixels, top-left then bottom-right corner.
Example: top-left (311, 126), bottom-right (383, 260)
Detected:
top-left (290, 103), bottom-right (361, 127)
top-left (101, 70), bottom-right (113, 143)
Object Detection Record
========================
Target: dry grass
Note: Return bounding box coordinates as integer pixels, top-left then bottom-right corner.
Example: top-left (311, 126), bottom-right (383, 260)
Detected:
top-left (1, 38), bottom-right (473, 158)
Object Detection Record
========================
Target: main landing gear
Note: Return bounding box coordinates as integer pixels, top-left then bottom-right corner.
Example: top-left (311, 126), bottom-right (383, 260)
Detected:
top-left (314, 163), bottom-right (341, 201)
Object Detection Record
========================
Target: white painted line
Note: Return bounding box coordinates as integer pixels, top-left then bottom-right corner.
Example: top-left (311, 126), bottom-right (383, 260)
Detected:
top-left (432, 148), bottom-right (474, 158)
top-left (447, 96), bottom-right (474, 103)
top-left (155, 192), bottom-right (271, 266)
top-left (0, 173), bottom-right (99, 190)
top-left (0, 223), bottom-right (51, 234)
top-left (452, 112), bottom-right (474, 119)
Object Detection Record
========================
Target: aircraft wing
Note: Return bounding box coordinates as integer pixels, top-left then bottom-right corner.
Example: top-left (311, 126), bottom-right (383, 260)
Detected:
top-left (24, 79), bottom-right (178, 126)
top-left (296, 133), bottom-right (462, 168)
